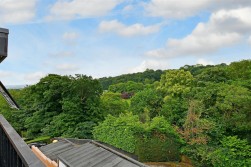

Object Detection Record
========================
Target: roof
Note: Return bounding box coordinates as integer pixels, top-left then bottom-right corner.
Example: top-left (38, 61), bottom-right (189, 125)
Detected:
top-left (39, 140), bottom-right (75, 161)
top-left (0, 28), bottom-right (9, 34)
top-left (39, 139), bottom-right (148, 167)
top-left (0, 81), bottom-right (20, 109)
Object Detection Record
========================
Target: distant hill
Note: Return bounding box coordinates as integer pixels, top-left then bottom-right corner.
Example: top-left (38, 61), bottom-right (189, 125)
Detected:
top-left (6, 85), bottom-right (26, 89)
top-left (98, 69), bottom-right (164, 90)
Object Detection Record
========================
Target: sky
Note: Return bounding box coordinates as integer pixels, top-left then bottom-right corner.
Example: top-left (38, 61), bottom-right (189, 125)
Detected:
top-left (0, 0), bottom-right (251, 85)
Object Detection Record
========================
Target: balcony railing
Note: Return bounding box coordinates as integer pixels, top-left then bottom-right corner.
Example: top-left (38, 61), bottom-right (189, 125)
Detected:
top-left (0, 115), bottom-right (45, 167)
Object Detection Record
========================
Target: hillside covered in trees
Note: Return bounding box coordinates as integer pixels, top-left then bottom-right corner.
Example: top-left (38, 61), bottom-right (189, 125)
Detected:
top-left (0, 60), bottom-right (251, 166)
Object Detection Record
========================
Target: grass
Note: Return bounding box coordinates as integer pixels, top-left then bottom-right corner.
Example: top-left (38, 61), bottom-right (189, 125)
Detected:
top-left (26, 136), bottom-right (51, 144)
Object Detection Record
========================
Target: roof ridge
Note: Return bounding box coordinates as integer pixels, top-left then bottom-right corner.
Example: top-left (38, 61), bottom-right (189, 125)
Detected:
top-left (90, 140), bottom-right (148, 167)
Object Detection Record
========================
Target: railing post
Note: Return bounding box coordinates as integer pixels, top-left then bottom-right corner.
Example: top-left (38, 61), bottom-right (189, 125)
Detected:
top-left (0, 115), bottom-right (45, 167)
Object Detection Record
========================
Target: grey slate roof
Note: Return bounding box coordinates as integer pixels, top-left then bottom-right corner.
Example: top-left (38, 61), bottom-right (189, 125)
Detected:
top-left (39, 139), bottom-right (148, 167)
top-left (39, 140), bottom-right (75, 161)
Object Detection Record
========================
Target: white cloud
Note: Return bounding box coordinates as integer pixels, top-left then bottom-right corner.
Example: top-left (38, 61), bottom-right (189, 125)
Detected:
top-left (63, 32), bottom-right (79, 40)
top-left (123, 5), bottom-right (134, 12)
top-left (147, 7), bottom-right (251, 58)
top-left (0, 70), bottom-right (46, 85)
top-left (128, 59), bottom-right (169, 73)
top-left (56, 63), bottom-right (79, 72)
top-left (197, 58), bottom-right (214, 66)
top-left (248, 36), bottom-right (251, 45)
top-left (62, 32), bottom-right (79, 45)
top-left (145, 0), bottom-right (211, 19)
top-left (99, 20), bottom-right (162, 37)
top-left (0, 70), bottom-right (13, 78)
top-left (24, 72), bottom-right (46, 83)
top-left (50, 51), bottom-right (74, 57)
top-left (48, 0), bottom-right (123, 20)
top-left (144, 0), bottom-right (251, 19)
top-left (0, 0), bottom-right (37, 25)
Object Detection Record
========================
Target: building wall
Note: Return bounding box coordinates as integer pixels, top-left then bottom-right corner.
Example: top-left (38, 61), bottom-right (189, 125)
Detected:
top-left (59, 160), bottom-right (67, 167)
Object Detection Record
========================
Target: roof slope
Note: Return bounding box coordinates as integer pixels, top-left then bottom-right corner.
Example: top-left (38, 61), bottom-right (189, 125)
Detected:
top-left (39, 139), bottom-right (148, 167)
top-left (39, 140), bottom-right (75, 161)
top-left (58, 142), bottom-right (142, 167)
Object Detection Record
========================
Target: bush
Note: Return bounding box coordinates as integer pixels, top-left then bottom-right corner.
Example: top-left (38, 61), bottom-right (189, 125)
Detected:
top-left (209, 136), bottom-right (251, 167)
top-left (94, 114), bottom-right (183, 162)
top-left (135, 117), bottom-right (183, 162)
top-left (93, 113), bottom-right (141, 153)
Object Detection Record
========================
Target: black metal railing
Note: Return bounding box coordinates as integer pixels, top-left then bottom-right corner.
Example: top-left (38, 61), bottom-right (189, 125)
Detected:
top-left (0, 115), bottom-right (45, 167)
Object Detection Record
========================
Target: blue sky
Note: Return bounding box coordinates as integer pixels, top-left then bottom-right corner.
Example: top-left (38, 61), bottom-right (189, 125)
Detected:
top-left (0, 0), bottom-right (251, 85)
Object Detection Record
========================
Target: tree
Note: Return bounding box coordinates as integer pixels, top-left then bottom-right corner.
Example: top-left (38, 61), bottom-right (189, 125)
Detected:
top-left (135, 116), bottom-right (183, 162)
top-left (99, 69), bottom-right (163, 90)
top-left (228, 60), bottom-right (251, 81)
top-left (195, 66), bottom-right (229, 83)
top-left (108, 81), bottom-right (144, 94)
top-left (209, 136), bottom-right (251, 167)
top-left (93, 114), bottom-right (182, 162)
top-left (0, 89), bottom-right (24, 133)
top-left (178, 100), bottom-right (216, 167)
top-left (158, 69), bottom-right (194, 98)
top-left (100, 92), bottom-right (129, 117)
top-left (215, 84), bottom-right (251, 134)
top-left (130, 88), bottom-right (163, 122)
top-left (93, 113), bottom-right (141, 153)
top-left (180, 100), bottom-right (213, 145)
top-left (21, 74), bottom-right (70, 137)
top-left (42, 75), bottom-right (102, 138)
top-left (20, 74), bottom-right (103, 138)
top-left (160, 97), bottom-right (188, 126)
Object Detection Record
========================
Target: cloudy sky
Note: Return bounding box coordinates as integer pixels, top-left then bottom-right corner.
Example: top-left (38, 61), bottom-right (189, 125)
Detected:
top-left (0, 0), bottom-right (251, 85)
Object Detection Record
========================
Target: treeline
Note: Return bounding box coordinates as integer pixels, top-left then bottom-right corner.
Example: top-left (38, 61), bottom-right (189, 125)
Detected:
top-left (99, 69), bottom-right (163, 90)
top-left (0, 60), bottom-right (251, 166)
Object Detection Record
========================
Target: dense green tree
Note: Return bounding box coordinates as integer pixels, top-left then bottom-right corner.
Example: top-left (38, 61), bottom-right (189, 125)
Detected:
top-left (108, 81), bottom-right (144, 94)
top-left (130, 88), bottom-right (163, 122)
top-left (19, 74), bottom-right (103, 138)
top-left (228, 60), bottom-right (251, 80)
top-left (99, 69), bottom-right (163, 90)
top-left (160, 97), bottom-right (188, 126)
top-left (135, 116), bottom-right (183, 162)
top-left (93, 113), bottom-right (141, 153)
top-left (20, 74), bottom-right (70, 137)
top-left (157, 69), bottom-right (194, 98)
top-left (100, 92), bottom-right (129, 117)
top-left (209, 136), bottom-right (251, 167)
top-left (94, 113), bottom-right (182, 162)
top-left (42, 75), bottom-right (102, 138)
top-left (195, 66), bottom-right (229, 83)
top-left (1, 59), bottom-right (250, 165)
top-left (0, 89), bottom-right (24, 133)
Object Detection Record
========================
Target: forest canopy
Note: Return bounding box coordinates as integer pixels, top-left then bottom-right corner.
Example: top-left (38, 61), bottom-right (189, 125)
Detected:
top-left (1, 60), bottom-right (251, 166)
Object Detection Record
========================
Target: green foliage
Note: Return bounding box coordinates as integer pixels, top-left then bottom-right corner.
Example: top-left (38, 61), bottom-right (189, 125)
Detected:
top-left (215, 84), bottom-right (251, 132)
top-left (0, 89), bottom-right (25, 133)
top-left (1, 59), bottom-right (250, 165)
top-left (158, 69), bottom-right (194, 97)
top-left (130, 88), bottom-right (163, 122)
top-left (18, 74), bottom-right (103, 138)
top-left (195, 66), bottom-right (230, 83)
top-left (94, 114), bottom-right (182, 162)
top-left (192, 82), bottom-right (251, 136)
top-left (99, 69), bottom-right (163, 90)
top-left (26, 136), bottom-right (51, 144)
top-left (160, 97), bottom-right (188, 126)
top-left (228, 60), bottom-right (251, 81)
top-left (209, 136), bottom-right (251, 167)
top-left (93, 113), bottom-right (140, 153)
top-left (100, 92), bottom-right (129, 117)
top-left (108, 81), bottom-right (144, 94)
